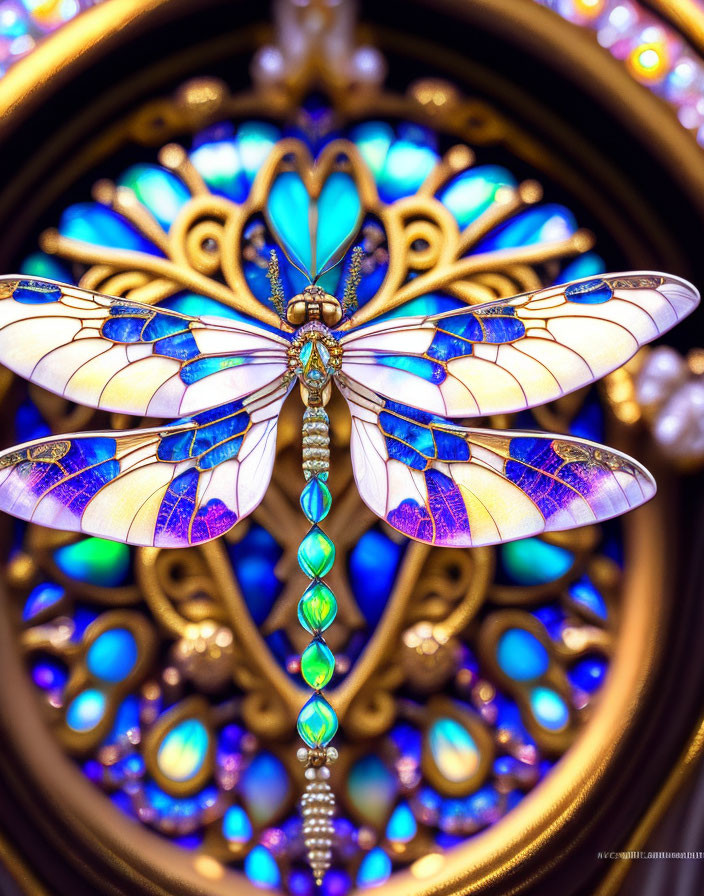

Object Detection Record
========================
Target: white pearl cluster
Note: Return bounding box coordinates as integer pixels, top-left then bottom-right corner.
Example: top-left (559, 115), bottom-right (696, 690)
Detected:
top-left (298, 747), bottom-right (338, 884)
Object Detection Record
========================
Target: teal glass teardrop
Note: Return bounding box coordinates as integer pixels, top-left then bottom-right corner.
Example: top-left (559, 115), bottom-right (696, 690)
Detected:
top-left (301, 638), bottom-right (335, 690)
top-left (298, 527), bottom-right (335, 578)
top-left (297, 694), bottom-right (338, 747)
top-left (300, 478), bottom-right (332, 523)
top-left (298, 581), bottom-right (337, 633)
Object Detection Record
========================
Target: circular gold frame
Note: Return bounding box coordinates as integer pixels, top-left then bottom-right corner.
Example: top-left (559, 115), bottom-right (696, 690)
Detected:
top-left (0, 1), bottom-right (695, 894)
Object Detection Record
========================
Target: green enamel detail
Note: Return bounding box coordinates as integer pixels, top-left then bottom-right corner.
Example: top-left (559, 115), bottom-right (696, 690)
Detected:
top-left (300, 477), bottom-right (332, 524)
top-left (297, 693), bottom-right (338, 747)
top-left (298, 526), bottom-right (335, 578)
top-left (298, 580), bottom-right (337, 634)
top-left (301, 638), bottom-right (335, 690)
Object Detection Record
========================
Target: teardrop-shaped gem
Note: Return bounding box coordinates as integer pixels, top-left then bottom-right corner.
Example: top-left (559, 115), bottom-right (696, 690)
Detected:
top-left (300, 477), bottom-right (332, 523)
top-left (298, 526), bottom-right (335, 578)
top-left (301, 638), bottom-right (335, 690)
top-left (297, 694), bottom-right (338, 747)
top-left (298, 581), bottom-right (337, 634)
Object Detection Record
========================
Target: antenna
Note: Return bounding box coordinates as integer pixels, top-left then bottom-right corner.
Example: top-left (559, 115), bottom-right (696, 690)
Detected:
top-left (267, 249), bottom-right (286, 318)
top-left (342, 246), bottom-right (364, 317)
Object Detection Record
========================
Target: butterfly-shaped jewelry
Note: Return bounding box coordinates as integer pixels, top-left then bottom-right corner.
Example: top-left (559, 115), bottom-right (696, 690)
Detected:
top-left (0, 161), bottom-right (698, 882)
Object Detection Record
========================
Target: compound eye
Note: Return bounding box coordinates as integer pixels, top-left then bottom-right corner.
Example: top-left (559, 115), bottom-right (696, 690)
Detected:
top-left (286, 299), bottom-right (308, 326)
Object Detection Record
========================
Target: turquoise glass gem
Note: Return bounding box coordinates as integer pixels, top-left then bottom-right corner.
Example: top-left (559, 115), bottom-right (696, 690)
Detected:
top-left (297, 526), bottom-right (335, 578)
top-left (301, 637), bottom-right (335, 690)
top-left (297, 694), bottom-right (338, 747)
top-left (222, 805), bottom-right (253, 843)
top-left (117, 164), bottom-right (190, 229)
top-left (267, 172), bottom-right (313, 273)
top-left (157, 718), bottom-right (209, 782)
top-left (300, 477), bottom-right (332, 523)
top-left (67, 688), bottom-right (106, 732)
top-left (558, 252), bottom-right (606, 283)
top-left (428, 717), bottom-right (480, 783)
top-left (496, 628), bottom-right (550, 682)
top-left (19, 252), bottom-right (72, 283)
top-left (245, 845), bottom-right (281, 889)
top-left (298, 580), bottom-right (337, 633)
top-left (500, 538), bottom-right (573, 585)
top-left (530, 687), bottom-right (569, 731)
top-left (54, 537), bottom-right (131, 587)
top-left (386, 801), bottom-right (417, 843)
top-left (86, 628), bottom-right (139, 683)
top-left (357, 848), bottom-right (392, 889)
top-left (379, 139), bottom-right (438, 202)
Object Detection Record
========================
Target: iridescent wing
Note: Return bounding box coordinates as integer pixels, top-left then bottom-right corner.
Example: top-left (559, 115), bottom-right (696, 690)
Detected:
top-left (339, 273), bottom-right (700, 417)
top-left (0, 387), bottom-right (289, 547)
top-left (0, 276), bottom-right (291, 417)
top-left (339, 380), bottom-right (655, 547)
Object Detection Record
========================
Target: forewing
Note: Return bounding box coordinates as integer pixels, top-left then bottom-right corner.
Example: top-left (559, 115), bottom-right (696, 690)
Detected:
top-left (0, 276), bottom-right (290, 417)
top-left (0, 385), bottom-right (290, 547)
top-left (340, 381), bottom-right (655, 547)
top-left (340, 272), bottom-right (699, 417)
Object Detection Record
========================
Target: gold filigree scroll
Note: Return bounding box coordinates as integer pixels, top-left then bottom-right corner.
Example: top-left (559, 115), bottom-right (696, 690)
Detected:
top-left (38, 133), bottom-right (592, 331)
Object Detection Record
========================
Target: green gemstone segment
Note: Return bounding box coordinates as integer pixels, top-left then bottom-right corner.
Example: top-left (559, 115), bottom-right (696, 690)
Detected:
top-left (301, 638), bottom-right (335, 689)
top-left (297, 693), bottom-right (339, 747)
top-left (298, 581), bottom-right (337, 634)
top-left (300, 477), bottom-right (332, 523)
top-left (298, 526), bottom-right (335, 578)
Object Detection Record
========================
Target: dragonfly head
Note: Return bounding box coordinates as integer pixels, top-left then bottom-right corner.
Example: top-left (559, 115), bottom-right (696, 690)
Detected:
top-left (286, 285), bottom-right (343, 328)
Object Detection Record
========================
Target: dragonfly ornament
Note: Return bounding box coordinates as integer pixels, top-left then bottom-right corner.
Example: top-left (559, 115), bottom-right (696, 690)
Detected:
top-left (0, 159), bottom-right (698, 882)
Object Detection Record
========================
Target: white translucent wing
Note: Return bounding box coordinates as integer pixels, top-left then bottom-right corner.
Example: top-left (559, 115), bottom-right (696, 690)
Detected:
top-left (0, 276), bottom-right (291, 417)
top-left (339, 272), bottom-right (699, 417)
top-left (0, 384), bottom-right (290, 547)
top-left (339, 379), bottom-right (655, 547)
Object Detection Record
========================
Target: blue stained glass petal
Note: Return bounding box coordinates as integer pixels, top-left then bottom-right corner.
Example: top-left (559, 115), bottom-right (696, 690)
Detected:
top-left (348, 529), bottom-right (404, 627)
top-left (117, 164), bottom-right (190, 229)
top-left (228, 524), bottom-right (283, 626)
top-left (500, 538), bottom-right (573, 585)
top-left (67, 689), bottom-right (106, 732)
top-left (190, 139), bottom-right (248, 201)
top-left (23, 582), bottom-right (64, 620)
top-left (476, 204), bottom-right (577, 251)
top-left (357, 848), bottom-right (392, 889)
top-left (157, 719), bottom-right (209, 782)
top-left (267, 172), bottom-right (313, 274)
top-left (315, 172), bottom-right (362, 274)
top-left (19, 252), bottom-right (72, 282)
top-left (557, 252), bottom-right (606, 283)
top-left (245, 845), bottom-right (281, 889)
top-left (87, 628), bottom-right (138, 683)
top-left (439, 166), bottom-right (517, 227)
top-left (350, 121), bottom-right (394, 179)
top-left (237, 121), bottom-right (280, 183)
top-left (379, 140), bottom-right (438, 202)
top-left (496, 629), bottom-right (550, 681)
top-left (59, 203), bottom-right (160, 254)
